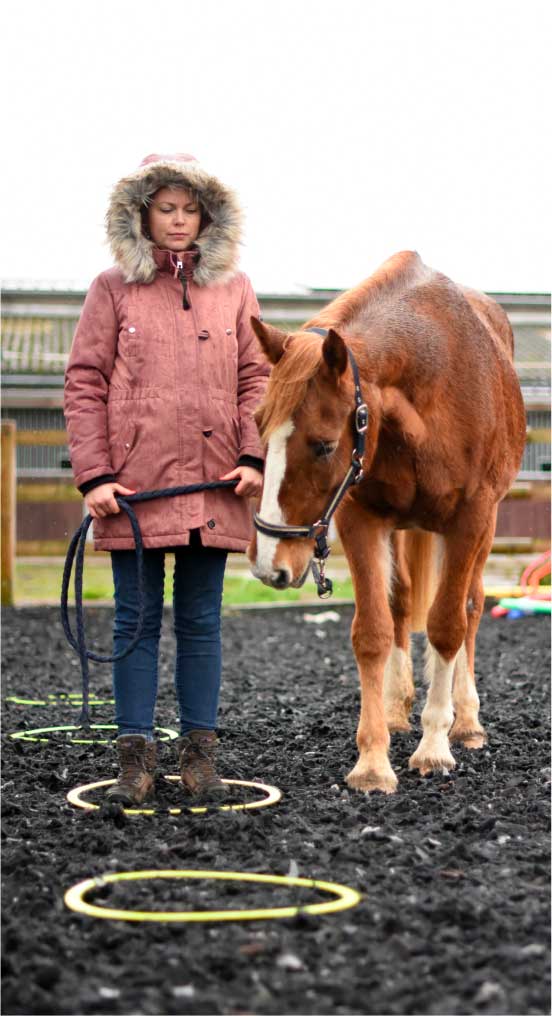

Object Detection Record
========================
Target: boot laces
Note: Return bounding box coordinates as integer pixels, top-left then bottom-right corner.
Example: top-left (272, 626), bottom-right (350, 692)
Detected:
top-left (181, 739), bottom-right (217, 779)
top-left (119, 746), bottom-right (150, 785)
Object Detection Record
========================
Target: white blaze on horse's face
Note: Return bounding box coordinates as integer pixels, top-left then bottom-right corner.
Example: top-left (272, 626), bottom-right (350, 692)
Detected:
top-left (253, 419), bottom-right (295, 587)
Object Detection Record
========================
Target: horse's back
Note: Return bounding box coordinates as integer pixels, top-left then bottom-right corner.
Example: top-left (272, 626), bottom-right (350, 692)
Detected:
top-left (458, 286), bottom-right (515, 360)
top-left (353, 257), bottom-right (526, 504)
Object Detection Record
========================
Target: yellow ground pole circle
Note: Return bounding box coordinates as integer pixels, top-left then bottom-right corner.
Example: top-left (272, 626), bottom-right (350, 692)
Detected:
top-left (64, 869), bottom-right (362, 922)
top-left (9, 725), bottom-right (178, 744)
top-left (67, 776), bottom-right (282, 815)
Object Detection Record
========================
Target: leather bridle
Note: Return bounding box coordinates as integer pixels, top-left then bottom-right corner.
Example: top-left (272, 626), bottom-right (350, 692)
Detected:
top-left (253, 327), bottom-right (368, 598)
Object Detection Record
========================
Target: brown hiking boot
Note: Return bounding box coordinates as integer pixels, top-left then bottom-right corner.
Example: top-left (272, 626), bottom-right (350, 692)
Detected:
top-left (105, 734), bottom-right (157, 807)
top-left (175, 730), bottom-right (228, 800)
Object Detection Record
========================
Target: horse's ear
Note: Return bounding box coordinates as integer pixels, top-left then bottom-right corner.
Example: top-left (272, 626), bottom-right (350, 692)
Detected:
top-left (250, 317), bottom-right (286, 364)
top-left (322, 328), bottom-right (348, 376)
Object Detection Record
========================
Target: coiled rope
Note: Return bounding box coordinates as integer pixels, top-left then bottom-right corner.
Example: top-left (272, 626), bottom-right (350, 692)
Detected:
top-left (60, 481), bottom-right (238, 729)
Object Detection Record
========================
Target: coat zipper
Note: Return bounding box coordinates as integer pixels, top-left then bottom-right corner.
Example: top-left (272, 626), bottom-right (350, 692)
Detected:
top-left (176, 259), bottom-right (191, 310)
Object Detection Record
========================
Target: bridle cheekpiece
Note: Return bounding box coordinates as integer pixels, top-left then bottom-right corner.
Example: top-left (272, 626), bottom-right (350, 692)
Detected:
top-left (253, 327), bottom-right (368, 598)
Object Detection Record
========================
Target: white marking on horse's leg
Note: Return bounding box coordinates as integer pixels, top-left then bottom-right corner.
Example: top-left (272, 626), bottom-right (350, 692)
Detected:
top-left (381, 531), bottom-right (393, 598)
top-left (384, 643), bottom-right (414, 732)
top-left (450, 643), bottom-right (486, 747)
top-left (452, 643), bottom-right (479, 718)
top-left (254, 419), bottom-right (295, 578)
top-left (409, 642), bottom-right (456, 774)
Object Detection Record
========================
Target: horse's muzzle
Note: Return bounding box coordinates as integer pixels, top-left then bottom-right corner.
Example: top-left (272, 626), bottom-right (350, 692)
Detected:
top-left (251, 560), bottom-right (311, 590)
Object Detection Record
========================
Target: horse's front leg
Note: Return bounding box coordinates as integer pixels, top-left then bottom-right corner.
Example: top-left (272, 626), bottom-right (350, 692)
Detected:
top-left (337, 501), bottom-right (397, 794)
top-left (409, 503), bottom-right (490, 776)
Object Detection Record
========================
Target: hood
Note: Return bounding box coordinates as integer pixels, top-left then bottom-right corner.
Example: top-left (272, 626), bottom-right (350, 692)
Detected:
top-left (106, 153), bottom-right (243, 286)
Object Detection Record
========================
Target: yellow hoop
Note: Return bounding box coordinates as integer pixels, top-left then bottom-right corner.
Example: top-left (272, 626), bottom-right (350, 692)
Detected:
top-left (67, 776), bottom-right (282, 815)
top-left (64, 869), bottom-right (362, 922)
top-left (10, 725), bottom-right (178, 744)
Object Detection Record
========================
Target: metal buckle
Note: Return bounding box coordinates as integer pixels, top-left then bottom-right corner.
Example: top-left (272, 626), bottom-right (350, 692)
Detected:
top-left (355, 403), bottom-right (368, 434)
top-left (351, 451), bottom-right (364, 483)
top-left (310, 520), bottom-right (329, 539)
top-left (312, 556), bottom-right (334, 599)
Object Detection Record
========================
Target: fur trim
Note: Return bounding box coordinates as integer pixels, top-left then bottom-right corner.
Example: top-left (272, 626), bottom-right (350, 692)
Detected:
top-left (106, 159), bottom-right (243, 285)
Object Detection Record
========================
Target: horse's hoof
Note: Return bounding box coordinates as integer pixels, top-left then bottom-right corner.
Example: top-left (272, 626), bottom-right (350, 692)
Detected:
top-left (408, 748), bottom-right (456, 776)
top-left (346, 766), bottom-right (398, 795)
top-left (449, 727), bottom-right (487, 750)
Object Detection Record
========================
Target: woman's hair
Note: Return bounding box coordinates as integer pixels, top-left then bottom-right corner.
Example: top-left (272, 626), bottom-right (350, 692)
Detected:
top-left (140, 186), bottom-right (212, 240)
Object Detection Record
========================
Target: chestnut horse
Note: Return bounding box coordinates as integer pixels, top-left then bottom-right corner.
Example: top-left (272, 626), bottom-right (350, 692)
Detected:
top-left (248, 251), bottom-right (525, 794)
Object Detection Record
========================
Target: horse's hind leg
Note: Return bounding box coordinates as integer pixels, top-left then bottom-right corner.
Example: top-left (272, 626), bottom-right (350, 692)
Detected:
top-left (384, 532), bottom-right (415, 733)
top-left (409, 503), bottom-right (490, 776)
top-left (449, 509), bottom-right (496, 749)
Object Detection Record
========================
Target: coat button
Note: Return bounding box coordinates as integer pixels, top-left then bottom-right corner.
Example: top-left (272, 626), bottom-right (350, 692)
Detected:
top-left (128, 326), bottom-right (136, 334)
top-left (124, 442), bottom-right (130, 449)
top-left (207, 519), bottom-right (216, 529)
top-left (198, 330), bottom-right (209, 340)
top-left (203, 430), bottom-right (212, 437)
top-left (225, 328), bottom-right (232, 335)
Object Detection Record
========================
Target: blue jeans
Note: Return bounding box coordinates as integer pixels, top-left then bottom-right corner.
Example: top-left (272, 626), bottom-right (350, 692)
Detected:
top-left (111, 532), bottom-right (227, 738)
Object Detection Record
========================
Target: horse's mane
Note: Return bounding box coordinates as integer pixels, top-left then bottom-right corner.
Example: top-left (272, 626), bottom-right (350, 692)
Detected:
top-left (256, 334), bottom-right (323, 439)
top-left (257, 252), bottom-right (432, 440)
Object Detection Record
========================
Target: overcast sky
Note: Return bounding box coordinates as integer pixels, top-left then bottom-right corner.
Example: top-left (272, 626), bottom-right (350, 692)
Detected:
top-left (2, 0), bottom-right (550, 293)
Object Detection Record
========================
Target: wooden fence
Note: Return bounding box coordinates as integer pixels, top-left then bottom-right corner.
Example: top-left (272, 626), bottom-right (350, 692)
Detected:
top-left (1, 420), bottom-right (550, 605)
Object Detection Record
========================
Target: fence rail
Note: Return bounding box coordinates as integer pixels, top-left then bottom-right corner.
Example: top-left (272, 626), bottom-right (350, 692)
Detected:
top-left (1, 421), bottom-right (16, 605)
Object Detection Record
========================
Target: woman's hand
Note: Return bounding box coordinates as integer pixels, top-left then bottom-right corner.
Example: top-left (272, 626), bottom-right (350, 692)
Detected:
top-left (220, 466), bottom-right (263, 498)
top-left (84, 482), bottom-right (137, 519)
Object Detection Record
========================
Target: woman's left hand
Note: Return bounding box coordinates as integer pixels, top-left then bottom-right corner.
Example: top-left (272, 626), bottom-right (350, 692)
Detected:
top-left (220, 465), bottom-right (263, 497)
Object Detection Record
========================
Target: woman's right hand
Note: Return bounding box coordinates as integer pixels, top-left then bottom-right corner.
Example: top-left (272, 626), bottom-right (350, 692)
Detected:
top-left (84, 482), bottom-right (137, 519)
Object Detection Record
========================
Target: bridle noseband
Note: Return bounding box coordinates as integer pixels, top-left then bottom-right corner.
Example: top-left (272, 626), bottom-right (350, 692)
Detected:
top-left (253, 328), bottom-right (368, 598)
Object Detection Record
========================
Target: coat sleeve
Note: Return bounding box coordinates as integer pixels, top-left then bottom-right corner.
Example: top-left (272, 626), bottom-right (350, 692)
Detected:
top-left (236, 275), bottom-right (270, 461)
top-left (63, 273), bottom-right (119, 490)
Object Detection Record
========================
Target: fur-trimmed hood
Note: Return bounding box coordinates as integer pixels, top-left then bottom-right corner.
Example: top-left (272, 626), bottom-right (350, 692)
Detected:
top-left (106, 153), bottom-right (243, 286)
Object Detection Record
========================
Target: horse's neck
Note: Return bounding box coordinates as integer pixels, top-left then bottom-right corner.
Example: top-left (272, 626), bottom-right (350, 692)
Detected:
top-left (307, 251), bottom-right (430, 332)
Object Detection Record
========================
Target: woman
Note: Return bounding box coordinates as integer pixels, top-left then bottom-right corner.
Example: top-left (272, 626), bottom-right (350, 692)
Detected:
top-left (64, 153), bottom-right (269, 805)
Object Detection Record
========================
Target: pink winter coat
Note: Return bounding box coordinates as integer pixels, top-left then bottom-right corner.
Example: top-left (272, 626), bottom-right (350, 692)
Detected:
top-left (64, 154), bottom-right (270, 553)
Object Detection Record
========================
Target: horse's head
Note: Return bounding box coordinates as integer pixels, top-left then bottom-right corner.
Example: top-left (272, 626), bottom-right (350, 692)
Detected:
top-left (248, 318), bottom-right (357, 590)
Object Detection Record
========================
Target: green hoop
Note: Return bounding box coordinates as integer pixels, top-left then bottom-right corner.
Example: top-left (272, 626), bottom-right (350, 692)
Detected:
top-left (6, 694), bottom-right (114, 707)
top-left (9, 725), bottom-right (178, 744)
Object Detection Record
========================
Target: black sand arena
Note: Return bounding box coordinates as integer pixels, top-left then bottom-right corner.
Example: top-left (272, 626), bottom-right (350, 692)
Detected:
top-left (2, 604), bottom-right (550, 1016)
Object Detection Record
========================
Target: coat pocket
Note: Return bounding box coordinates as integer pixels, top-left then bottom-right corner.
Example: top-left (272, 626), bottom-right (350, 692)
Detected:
top-left (108, 416), bottom-right (137, 475)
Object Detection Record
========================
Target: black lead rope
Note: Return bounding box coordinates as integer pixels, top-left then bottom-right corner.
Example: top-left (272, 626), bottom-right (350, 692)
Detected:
top-left (61, 479), bottom-right (238, 729)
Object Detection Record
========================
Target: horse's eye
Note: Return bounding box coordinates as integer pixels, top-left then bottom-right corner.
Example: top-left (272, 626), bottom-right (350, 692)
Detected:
top-left (312, 440), bottom-right (337, 459)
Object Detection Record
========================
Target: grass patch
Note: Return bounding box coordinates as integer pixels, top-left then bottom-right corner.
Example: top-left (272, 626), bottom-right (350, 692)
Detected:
top-left (14, 557), bottom-right (354, 606)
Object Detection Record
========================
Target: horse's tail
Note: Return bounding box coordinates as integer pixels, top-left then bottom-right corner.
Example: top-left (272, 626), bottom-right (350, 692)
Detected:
top-left (404, 529), bottom-right (439, 633)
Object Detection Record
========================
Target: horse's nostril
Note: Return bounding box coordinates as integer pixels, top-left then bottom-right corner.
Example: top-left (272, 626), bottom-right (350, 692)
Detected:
top-left (272, 569), bottom-right (290, 589)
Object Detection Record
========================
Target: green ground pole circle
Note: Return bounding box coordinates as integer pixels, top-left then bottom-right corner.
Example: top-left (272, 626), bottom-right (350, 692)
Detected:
top-left (6, 694), bottom-right (114, 706)
top-left (67, 776), bottom-right (282, 816)
top-left (64, 869), bottom-right (362, 923)
top-left (9, 725), bottom-right (178, 744)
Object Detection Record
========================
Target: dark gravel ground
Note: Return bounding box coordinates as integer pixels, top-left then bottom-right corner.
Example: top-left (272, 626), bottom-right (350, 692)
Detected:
top-left (1, 604), bottom-right (550, 1016)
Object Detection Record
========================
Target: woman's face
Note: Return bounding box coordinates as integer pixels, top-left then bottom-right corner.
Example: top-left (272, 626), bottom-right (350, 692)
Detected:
top-left (147, 187), bottom-right (202, 252)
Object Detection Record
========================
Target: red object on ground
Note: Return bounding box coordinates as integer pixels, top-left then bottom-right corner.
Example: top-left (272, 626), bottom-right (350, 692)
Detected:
top-left (491, 605), bottom-right (510, 618)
